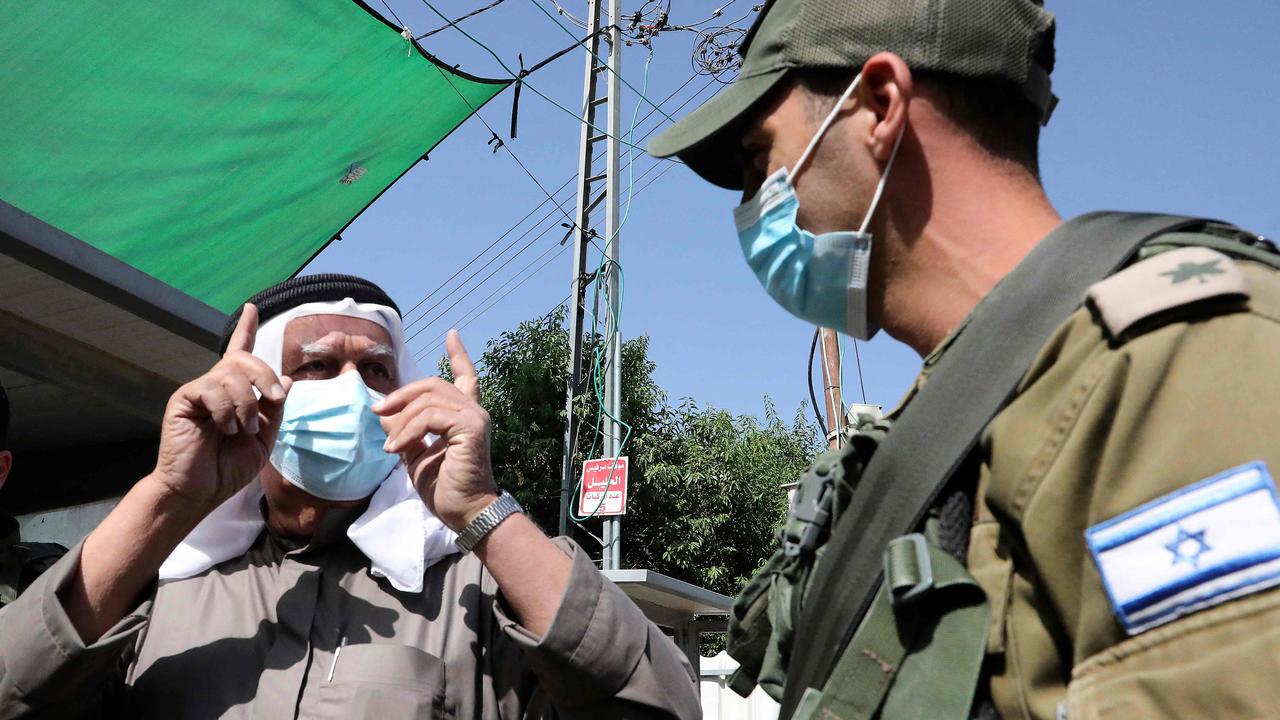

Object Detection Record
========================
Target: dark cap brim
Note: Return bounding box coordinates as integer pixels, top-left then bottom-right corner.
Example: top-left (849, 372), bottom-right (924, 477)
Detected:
top-left (646, 67), bottom-right (789, 191)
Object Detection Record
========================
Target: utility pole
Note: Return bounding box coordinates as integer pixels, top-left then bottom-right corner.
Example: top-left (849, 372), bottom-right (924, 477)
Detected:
top-left (559, 0), bottom-right (624, 572)
top-left (819, 328), bottom-right (844, 449)
top-left (600, 0), bottom-right (624, 571)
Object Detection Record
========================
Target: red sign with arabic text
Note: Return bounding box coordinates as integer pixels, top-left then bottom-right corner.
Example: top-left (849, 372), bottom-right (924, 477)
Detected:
top-left (577, 457), bottom-right (628, 516)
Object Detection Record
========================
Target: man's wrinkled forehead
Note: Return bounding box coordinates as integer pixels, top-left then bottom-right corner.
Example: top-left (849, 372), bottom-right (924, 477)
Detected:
top-left (282, 314), bottom-right (394, 355)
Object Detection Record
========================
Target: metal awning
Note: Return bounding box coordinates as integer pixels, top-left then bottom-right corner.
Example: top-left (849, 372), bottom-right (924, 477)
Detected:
top-left (0, 200), bottom-right (222, 513)
top-left (603, 568), bottom-right (731, 674)
top-left (603, 568), bottom-right (732, 617)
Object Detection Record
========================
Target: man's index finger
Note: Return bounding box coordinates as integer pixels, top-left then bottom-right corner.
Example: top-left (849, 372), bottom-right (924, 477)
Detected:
top-left (445, 330), bottom-right (478, 379)
top-left (226, 303), bottom-right (259, 356)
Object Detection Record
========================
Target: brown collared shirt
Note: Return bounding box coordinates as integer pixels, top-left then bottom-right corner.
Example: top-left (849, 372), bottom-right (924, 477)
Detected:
top-left (0, 508), bottom-right (698, 719)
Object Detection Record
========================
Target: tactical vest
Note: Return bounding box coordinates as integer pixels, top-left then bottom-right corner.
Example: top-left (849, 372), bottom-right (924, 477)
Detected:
top-left (725, 215), bottom-right (1280, 720)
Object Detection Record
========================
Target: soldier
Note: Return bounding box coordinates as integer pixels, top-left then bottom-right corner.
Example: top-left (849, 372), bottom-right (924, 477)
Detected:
top-left (649, 0), bottom-right (1280, 718)
top-left (0, 381), bottom-right (67, 608)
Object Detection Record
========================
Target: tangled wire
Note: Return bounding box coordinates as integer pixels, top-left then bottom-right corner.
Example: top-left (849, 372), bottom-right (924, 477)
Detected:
top-left (543, 0), bottom-right (760, 79)
top-left (690, 25), bottom-right (746, 82)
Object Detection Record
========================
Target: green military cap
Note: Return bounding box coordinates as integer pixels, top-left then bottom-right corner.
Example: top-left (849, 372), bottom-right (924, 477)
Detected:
top-left (648, 0), bottom-right (1058, 190)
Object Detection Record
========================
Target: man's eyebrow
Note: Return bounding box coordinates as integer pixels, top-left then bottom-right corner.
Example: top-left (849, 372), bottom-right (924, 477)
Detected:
top-left (362, 343), bottom-right (395, 360)
top-left (297, 341), bottom-right (395, 361)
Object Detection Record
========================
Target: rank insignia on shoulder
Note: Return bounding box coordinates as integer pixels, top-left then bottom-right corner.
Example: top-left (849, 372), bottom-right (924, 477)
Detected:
top-left (1086, 246), bottom-right (1248, 339)
top-left (1085, 461), bottom-right (1280, 635)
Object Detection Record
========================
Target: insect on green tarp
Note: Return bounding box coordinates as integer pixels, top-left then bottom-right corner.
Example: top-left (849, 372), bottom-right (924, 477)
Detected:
top-left (0, 1), bottom-right (508, 312)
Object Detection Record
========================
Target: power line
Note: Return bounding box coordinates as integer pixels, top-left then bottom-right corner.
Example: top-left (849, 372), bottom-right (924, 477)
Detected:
top-left (405, 211), bottom-right (567, 343)
top-left (415, 0), bottom-right (660, 152)
top-left (400, 73), bottom-right (696, 327)
top-left (425, 59), bottom-right (578, 229)
top-left (410, 155), bottom-right (664, 356)
top-left (414, 243), bottom-right (572, 358)
top-left (378, 0), bottom-right (407, 27)
top-left (666, 0), bottom-right (743, 29)
top-left (398, 71), bottom-right (715, 331)
top-left (408, 146), bottom-right (676, 357)
top-left (403, 78), bottom-right (714, 349)
top-left (525, 0), bottom-right (676, 123)
top-left (403, 76), bottom-right (717, 347)
top-left (398, 174), bottom-right (575, 323)
top-left (415, 0), bottom-right (507, 40)
top-left (852, 339), bottom-right (868, 404)
top-left (403, 184), bottom-right (576, 333)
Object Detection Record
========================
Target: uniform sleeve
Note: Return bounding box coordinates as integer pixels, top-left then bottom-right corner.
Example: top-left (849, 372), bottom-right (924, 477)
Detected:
top-left (977, 261), bottom-right (1280, 720)
top-left (489, 538), bottom-right (701, 719)
top-left (0, 540), bottom-right (149, 720)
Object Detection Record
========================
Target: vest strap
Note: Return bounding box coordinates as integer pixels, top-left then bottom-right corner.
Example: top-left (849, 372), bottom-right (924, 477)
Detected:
top-left (795, 533), bottom-right (989, 720)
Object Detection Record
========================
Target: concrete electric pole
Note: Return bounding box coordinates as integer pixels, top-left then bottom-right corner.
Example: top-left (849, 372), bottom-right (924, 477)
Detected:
top-left (558, 0), bottom-right (624, 571)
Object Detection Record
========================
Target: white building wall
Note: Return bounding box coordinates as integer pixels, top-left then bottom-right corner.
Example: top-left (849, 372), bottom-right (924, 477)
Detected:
top-left (17, 496), bottom-right (120, 546)
top-left (700, 651), bottom-right (779, 720)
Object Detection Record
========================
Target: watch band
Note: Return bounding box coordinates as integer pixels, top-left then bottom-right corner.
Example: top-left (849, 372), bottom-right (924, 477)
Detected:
top-left (455, 491), bottom-right (524, 553)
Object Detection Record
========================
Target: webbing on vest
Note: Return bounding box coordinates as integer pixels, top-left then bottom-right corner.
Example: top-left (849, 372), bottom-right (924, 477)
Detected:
top-left (793, 532), bottom-right (988, 720)
top-left (779, 212), bottom-right (1206, 718)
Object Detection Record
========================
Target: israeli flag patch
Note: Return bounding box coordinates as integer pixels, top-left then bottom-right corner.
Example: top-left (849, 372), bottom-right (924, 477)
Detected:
top-left (1085, 461), bottom-right (1280, 635)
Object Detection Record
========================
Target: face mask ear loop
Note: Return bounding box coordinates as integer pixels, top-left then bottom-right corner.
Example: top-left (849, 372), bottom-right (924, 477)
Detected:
top-left (792, 74), bottom-right (862, 181)
top-left (858, 120), bottom-right (906, 235)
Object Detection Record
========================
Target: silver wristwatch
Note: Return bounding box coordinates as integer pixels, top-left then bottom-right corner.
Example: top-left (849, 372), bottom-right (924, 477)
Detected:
top-left (455, 491), bottom-right (524, 553)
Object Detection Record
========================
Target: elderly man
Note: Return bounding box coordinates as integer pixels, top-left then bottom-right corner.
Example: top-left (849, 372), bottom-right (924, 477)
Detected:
top-left (0, 381), bottom-right (67, 607)
top-left (0, 274), bottom-right (699, 718)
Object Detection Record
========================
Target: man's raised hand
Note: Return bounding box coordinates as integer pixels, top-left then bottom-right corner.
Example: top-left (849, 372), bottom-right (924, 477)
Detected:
top-left (375, 330), bottom-right (499, 531)
top-left (151, 304), bottom-right (292, 510)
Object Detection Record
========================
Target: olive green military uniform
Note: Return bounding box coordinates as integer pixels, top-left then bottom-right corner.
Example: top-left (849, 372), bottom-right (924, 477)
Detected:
top-left (0, 512), bottom-right (65, 608)
top-left (889, 246), bottom-right (1280, 719)
top-left (644, 0), bottom-right (1280, 713)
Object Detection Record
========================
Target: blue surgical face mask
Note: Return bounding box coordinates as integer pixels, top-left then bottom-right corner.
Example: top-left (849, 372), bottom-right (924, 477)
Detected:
top-left (269, 370), bottom-right (400, 502)
top-left (733, 73), bottom-right (904, 340)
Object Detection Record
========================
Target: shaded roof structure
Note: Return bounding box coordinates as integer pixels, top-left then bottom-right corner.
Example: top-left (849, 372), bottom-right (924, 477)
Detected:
top-left (0, 1), bottom-right (506, 514)
top-left (0, 0), bottom-right (508, 313)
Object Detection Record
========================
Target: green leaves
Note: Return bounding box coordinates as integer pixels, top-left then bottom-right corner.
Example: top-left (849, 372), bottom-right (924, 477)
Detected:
top-left (469, 307), bottom-right (821, 605)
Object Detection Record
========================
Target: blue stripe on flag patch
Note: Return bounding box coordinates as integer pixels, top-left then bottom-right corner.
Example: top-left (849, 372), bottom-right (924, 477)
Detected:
top-left (1085, 461), bottom-right (1280, 635)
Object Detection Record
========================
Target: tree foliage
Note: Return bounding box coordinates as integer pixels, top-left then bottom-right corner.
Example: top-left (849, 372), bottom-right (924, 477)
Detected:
top-left (452, 308), bottom-right (821, 600)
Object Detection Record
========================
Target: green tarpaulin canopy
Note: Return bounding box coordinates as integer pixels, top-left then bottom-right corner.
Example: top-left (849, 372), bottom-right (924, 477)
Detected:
top-left (0, 1), bottom-right (507, 312)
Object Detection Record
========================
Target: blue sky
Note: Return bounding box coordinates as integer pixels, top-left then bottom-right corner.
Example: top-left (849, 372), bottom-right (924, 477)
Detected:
top-left (308, 0), bottom-right (1280, 422)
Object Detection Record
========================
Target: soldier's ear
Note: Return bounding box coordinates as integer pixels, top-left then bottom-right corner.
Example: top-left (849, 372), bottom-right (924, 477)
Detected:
top-left (0, 450), bottom-right (11, 492)
top-left (859, 52), bottom-right (912, 162)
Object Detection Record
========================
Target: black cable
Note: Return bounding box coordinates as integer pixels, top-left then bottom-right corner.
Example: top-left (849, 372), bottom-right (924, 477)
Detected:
top-left (408, 150), bottom-right (674, 353)
top-left (398, 73), bottom-right (716, 332)
top-left (407, 142), bottom-right (682, 357)
top-left (399, 175), bottom-right (575, 323)
top-left (405, 213), bottom-right (566, 343)
top-left (403, 107), bottom-right (710, 350)
top-left (415, 0), bottom-right (507, 40)
top-left (378, 0), bottom-right (407, 27)
top-left (400, 72), bottom-right (701, 328)
top-left (852, 339), bottom-right (868, 404)
top-left (427, 60), bottom-right (580, 230)
top-left (808, 328), bottom-right (829, 439)
top-left (414, 246), bottom-right (572, 357)
top-left (666, 0), bottom-right (741, 29)
top-left (404, 188), bottom-right (575, 333)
